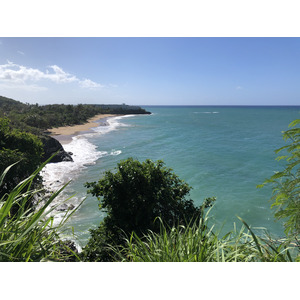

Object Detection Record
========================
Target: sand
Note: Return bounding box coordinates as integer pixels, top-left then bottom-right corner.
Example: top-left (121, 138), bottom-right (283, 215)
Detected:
top-left (47, 114), bottom-right (118, 136)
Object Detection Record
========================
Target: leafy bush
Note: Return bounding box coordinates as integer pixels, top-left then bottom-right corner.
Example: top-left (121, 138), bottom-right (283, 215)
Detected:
top-left (0, 117), bottom-right (44, 197)
top-left (82, 158), bottom-right (207, 261)
top-left (259, 119), bottom-right (300, 237)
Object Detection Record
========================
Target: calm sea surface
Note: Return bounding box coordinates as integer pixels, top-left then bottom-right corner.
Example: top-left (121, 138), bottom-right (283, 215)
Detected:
top-left (43, 106), bottom-right (300, 248)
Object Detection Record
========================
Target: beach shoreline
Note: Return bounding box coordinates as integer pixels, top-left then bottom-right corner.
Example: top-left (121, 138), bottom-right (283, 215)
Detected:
top-left (46, 114), bottom-right (120, 144)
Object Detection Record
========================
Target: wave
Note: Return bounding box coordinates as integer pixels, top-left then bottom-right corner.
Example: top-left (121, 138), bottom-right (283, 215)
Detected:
top-left (39, 137), bottom-right (104, 224)
top-left (40, 116), bottom-right (127, 226)
top-left (76, 115), bottom-right (134, 138)
top-left (42, 115), bottom-right (131, 191)
top-left (42, 137), bottom-right (104, 189)
top-left (110, 150), bottom-right (122, 156)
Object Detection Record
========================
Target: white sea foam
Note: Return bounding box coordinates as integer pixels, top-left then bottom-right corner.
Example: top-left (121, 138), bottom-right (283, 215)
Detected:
top-left (42, 115), bottom-right (130, 189)
top-left (77, 115), bottom-right (133, 138)
top-left (42, 136), bottom-right (105, 191)
top-left (110, 150), bottom-right (122, 156)
top-left (39, 136), bottom-right (106, 225)
top-left (40, 116), bottom-right (127, 225)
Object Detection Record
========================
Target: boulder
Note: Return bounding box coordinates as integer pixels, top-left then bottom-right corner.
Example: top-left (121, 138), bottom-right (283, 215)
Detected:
top-left (68, 204), bottom-right (75, 210)
top-left (57, 203), bottom-right (69, 211)
top-left (41, 135), bottom-right (73, 163)
top-left (57, 203), bottom-right (76, 211)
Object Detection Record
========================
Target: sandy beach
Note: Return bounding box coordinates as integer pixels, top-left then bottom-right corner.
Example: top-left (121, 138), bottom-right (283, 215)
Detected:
top-left (47, 114), bottom-right (118, 136)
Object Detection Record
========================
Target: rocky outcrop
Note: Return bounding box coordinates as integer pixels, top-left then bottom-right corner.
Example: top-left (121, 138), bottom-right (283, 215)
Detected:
top-left (41, 135), bottom-right (73, 163)
top-left (57, 203), bottom-right (76, 211)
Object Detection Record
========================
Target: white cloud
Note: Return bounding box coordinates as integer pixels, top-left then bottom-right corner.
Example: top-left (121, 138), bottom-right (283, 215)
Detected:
top-left (46, 65), bottom-right (78, 83)
top-left (17, 50), bottom-right (25, 55)
top-left (236, 86), bottom-right (243, 90)
top-left (0, 61), bottom-right (103, 90)
top-left (79, 78), bottom-right (103, 89)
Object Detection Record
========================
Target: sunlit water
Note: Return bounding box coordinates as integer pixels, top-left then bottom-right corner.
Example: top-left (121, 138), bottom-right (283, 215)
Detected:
top-left (41, 106), bottom-right (300, 248)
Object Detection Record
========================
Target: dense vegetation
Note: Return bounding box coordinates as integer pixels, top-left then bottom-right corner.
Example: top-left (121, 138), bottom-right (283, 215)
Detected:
top-left (0, 117), bottom-right (44, 198)
top-left (109, 212), bottom-right (297, 262)
top-left (0, 95), bottom-right (150, 196)
top-left (0, 95), bottom-right (150, 134)
top-left (0, 160), bottom-right (80, 261)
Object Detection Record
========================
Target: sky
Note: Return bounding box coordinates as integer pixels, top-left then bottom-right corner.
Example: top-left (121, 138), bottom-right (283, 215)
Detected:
top-left (0, 37), bottom-right (300, 106)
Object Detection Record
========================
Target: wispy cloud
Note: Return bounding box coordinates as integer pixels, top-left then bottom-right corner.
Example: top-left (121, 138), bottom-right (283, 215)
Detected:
top-left (236, 86), bottom-right (243, 90)
top-left (0, 81), bottom-right (48, 92)
top-left (79, 78), bottom-right (104, 89)
top-left (0, 61), bottom-right (103, 90)
top-left (17, 50), bottom-right (25, 56)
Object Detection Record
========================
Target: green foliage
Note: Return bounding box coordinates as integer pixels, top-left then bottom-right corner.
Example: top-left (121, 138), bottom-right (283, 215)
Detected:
top-left (0, 95), bottom-right (150, 133)
top-left (80, 223), bottom-right (114, 262)
top-left (87, 158), bottom-right (202, 234)
top-left (0, 118), bottom-right (44, 197)
top-left (237, 217), bottom-right (298, 262)
top-left (0, 161), bottom-right (81, 262)
top-left (259, 119), bottom-right (300, 237)
top-left (82, 158), bottom-right (206, 261)
top-left (110, 208), bottom-right (299, 262)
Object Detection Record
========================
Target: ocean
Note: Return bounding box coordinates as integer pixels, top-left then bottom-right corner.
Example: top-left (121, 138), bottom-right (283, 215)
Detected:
top-left (41, 106), bottom-right (300, 249)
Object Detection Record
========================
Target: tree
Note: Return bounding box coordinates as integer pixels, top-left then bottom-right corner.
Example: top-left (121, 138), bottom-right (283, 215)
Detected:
top-left (259, 119), bottom-right (300, 237)
top-left (0, 117), bottom-right (44, 197)
top-left (82, 158), bottom-right (207, 261)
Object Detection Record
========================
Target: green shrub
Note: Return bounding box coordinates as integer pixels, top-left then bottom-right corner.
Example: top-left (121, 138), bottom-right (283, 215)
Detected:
top-left (82, 158), bottom-right (207, 261)
top-left (0, 117), bottom-right (44, 197)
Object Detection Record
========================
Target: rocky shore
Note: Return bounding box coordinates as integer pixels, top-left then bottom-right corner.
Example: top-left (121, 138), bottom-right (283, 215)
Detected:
top-left (40, 114), bottom-right (120, 164)
top-left (41, 135), bottom-right (73, 163)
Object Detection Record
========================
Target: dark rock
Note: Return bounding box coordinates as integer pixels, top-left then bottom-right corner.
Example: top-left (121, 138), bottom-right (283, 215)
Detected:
top-left (68, 204), bottom-right (75, 210)
top-left (40, 135), bottom-right (73, 163)
top-left (57, 203), bottom-right (75, 211)
top-left (57, 203), bottom-right (69, 211)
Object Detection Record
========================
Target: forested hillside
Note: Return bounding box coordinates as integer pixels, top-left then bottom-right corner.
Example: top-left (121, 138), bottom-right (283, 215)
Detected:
top-left (0, 95), bottom-right (150, 134)
top-left (0, 95), bottom-right (150, 196)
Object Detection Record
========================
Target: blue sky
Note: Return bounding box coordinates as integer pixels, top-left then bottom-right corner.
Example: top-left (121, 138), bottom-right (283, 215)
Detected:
top-left (0, 37), bottom-right (300, 106)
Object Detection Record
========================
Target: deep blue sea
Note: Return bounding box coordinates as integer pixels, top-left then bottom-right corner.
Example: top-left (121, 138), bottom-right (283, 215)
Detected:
top-left (42, 106), bottom-right (300, 249)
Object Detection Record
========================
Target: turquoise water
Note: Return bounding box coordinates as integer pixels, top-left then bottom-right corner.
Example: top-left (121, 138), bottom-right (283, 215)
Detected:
top-left (46, 106), bottom-right (300, 248)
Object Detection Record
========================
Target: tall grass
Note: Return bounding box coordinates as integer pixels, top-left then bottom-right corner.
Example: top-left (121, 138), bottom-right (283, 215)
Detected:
top-left (110, 207), bottom-right (299, 262)
top-left (0, 160), bottom-right (82, 262)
